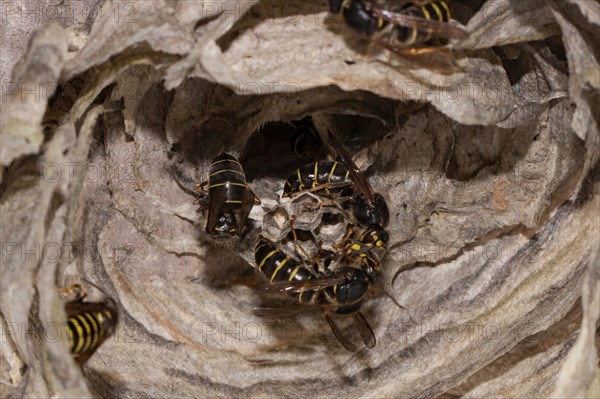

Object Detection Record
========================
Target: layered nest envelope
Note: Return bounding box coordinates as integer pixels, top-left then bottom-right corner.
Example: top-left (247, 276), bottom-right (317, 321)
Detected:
top-left (1, 0), bottom-right (599, 398)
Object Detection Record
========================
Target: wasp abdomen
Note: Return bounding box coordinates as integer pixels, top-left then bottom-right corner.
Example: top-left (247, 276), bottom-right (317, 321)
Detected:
top-left (65, 299), bottom-right (118, 365)
top-left (394, 1), bottom-right (452, 45)
top-left (283, 161), bottom-right (351, 197)
top-left (203, 153), bottom-right (256, 237)
top-left (255, 239), bottom-right (317, 304)
top-left (208, 153), bottom-right (249, 201)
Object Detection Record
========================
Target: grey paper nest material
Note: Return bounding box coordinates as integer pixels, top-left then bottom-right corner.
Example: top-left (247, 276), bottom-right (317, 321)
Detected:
top-left (1, 0), bottom-right (599, 398)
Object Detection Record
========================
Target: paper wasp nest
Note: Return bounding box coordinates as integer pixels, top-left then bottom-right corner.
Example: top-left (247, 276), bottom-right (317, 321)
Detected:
top-left (1, 1), bottom-right (599, 398)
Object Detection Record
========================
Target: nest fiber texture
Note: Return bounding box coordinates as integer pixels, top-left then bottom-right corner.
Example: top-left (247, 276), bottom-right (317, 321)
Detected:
top-left (1, 1), bottom-right (599, 398)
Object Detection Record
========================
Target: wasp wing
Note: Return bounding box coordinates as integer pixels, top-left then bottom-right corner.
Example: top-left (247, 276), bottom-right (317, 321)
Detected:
top-left (326, 314), bottom-right (358, 352)
top-left (258, 274), bottom-right (349, 293)
top-left (236, 187), bottom-right (257, 232)
top-left (253, 304), bottom-right (324, 317)
top-left (369, 6), bottom-right (468, 40)
top-left (324, 130), bottom-right (376, 205)
top-left (353, 312), bottom-right (376, 349)
top-left (204, 186), bottom-right (228, 232)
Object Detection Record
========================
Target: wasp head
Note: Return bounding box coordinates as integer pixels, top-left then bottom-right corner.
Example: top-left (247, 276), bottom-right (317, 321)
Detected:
top-left (209, 212), bottom-right (239, 238)
top-left (352, 193), bottom-right (389, 227)
top-left (332, 267), bottom-right (370, 315)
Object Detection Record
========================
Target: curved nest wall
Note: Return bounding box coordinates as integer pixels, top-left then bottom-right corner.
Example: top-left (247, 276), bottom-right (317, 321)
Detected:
top-left (1, 1), bottom-right (599, 398)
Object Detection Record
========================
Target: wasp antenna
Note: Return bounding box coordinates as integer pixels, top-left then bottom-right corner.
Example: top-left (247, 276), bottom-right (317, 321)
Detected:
top-left (171, 175), bottom-right (197, 196)
top-left (382, 286), bottom-right (408, 311)
top-left (382, 286), bottom-right (420, 325)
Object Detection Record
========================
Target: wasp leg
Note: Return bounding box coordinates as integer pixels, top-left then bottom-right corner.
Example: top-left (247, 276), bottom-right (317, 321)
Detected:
top-left (248, 187), bottom-right (262, 205)
top-left (193, 181), bottom-right (210, 213)
top-left (353, 312), bottom-right (376, 349)
top-left (290, 181), bottom-right (351, 196)
top-left (374, 38), bottom-right (450, 56)
top-left (313, 246), bottom-right (324, 274)
top-left (302, 198), bottom-right (338, 209)
top-left (302, 194), bottom-right (353, 215)
top-left (289, 214), bottom-right (312, 263)
top-left (333, 224), bottom-right (356, 253)
top-left (194, 181), bottom-right (207, 193)
top-left (193, 197), bottom-right (209, 213)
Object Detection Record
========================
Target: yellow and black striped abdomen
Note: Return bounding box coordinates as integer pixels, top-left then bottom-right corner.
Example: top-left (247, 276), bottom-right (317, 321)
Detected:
top-left (65, 300), bottom-right (118, 365)
top-left (255, 239), bottom-right (317, 304)
top-left (395, 1), bottom-right (451, 46)
top-left (282, 161), bottom-right (352, 198)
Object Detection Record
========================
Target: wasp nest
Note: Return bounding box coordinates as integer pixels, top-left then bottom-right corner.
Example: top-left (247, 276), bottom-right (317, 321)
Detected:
top-left (1, 1), bottom-right (599, 398)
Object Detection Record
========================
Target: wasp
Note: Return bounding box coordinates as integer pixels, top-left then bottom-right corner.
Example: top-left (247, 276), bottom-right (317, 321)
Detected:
top-left (282, 131), bottom-right (389, 227)
top-left (339, 223), bottom-right (390, 281)
top-left (194, 153), bottom-right (260, 238)
top-left (59, 283), bottom-right (118, 365)
top-left (329, 1), bottom-right (467, 55)
top-left (254, 238), bottom-right (376, 351)
top-left (335, 222), bottom-right (410, 319)
top-left (289, 116), bottom-right (322, 158)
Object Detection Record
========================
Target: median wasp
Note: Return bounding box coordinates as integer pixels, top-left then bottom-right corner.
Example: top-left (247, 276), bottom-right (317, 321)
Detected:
top-left (254, 237), bottom-right (377, 351)
top-left (329, 1), bottom-right (467, 60)
top-left (283, 130), bottom-right (389, 227)
top-left (195, 153), bottom-right (260, 238)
